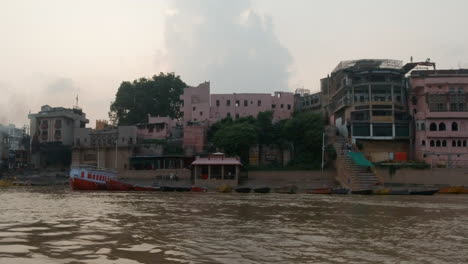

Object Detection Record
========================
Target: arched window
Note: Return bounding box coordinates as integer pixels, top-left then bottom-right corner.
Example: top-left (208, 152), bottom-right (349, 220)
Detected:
top-left (430, 140), bottom-right (435, 147)
top-left (439, 123), bottom-right (446, 131)
top-left (430, 123), bottom-right (437, 131)
top-left (452, 122), bottom-right (458, 131)
top-left (422, 140), bottom-right (426, 146)
top-left (442, 140), bottom-right (447, 147)
top-left (436, 140), bottom-right (441, 147)
top-left (458, 140), bottom-right (462, 147)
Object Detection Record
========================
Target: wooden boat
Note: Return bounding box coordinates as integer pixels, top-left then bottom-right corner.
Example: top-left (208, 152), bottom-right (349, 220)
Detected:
top-left (462, 187), bottom-right (468, 194)
top-left (373, 188), bottom-right (391, 195)
top-left (332, 188), bottom-right (349, 195)
top-left (351, 189), bottom-right (373, 195)
top-left (438, 186), bottom-right (464, 194)
top-left (389, 189), bottom-right (409, 195)
top-left (409, 189), bottom-right (438, 195)
top-left (253, 187), bottom-right (271, 193)
top-left (174, 187), bottom-right (191, 192)
top-left (217, 184), bottom-right (233, 193)
top-left (308, 187), bottom-right (332, 194)
top-left (69, 166), bottom-right (115, 191)
top-left (0, 179), bottom-right (14, 187)
top-left (106, 179), bottom-right (134, 191)
top-left (274, 185), bottom-right (298, 194)
top-left (191, 186), bottom-right (208, 192)
top-left (235, 187), bottom-right (251, 193)
top-left (133, 185), bottom-right (160, 191)
top-left (160, 186), bottom-right (176, 192)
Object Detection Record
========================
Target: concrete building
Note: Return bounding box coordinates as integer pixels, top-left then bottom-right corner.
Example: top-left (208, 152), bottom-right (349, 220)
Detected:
top-left (29, 105), bottom-right (89, 168)
top-left (136, 116), bottom-right (180, 141)
top-left (72, 126), bottom-right (137, 171)
top-left (322, 59), bottom-right (434, 162)
top-left (0, 124), bottom-right (29, 169)
top-left (192, 153), bottom-right (242, 188)
top-left (410, 69), bottom-right (468, 167)
top-left (180, 82), bottom-right (294, 153)
top-left (294, 90), bottom-right (322, 113)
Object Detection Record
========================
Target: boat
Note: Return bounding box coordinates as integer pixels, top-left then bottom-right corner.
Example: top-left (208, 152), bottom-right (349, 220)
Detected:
top-left (462, 187), bottom-right (468, 194)
top-left (438, 186), bottom-right (464, 194)
top-left (174, 187), bottom-right (191, 192)
top-left (332, 188), bottom-right (349, 195)
top-left (235, 187), bottom-right (251, 193)
top-left (0, 179), bottom-right (14, 187)
top-left (160, 186), bottom-right (176, 192)
top-left (274, 185), bottom-right (298, 194)
top-left (133, 185), bottom-right (160, 191)
top-left (389, 189), bottom-right (409, 195)
top-left (409, 189), bottom-right (438, 195)
top-left (69, 166), bottom-right (117, 190)
top-left (307, 187), bottom-right (332, 194)
top-left (106, 179), bottom-right (133, 191)
top-left (253, 187), bottom-right (271, 193)
top-left (191, 186), bottom-right (208, 192)
top-left (351, 189), bottom-right (373, 195)
top-left (217, 184), bottom-right (233, 193)
top-left (373, 188), bottom-right (391, 195)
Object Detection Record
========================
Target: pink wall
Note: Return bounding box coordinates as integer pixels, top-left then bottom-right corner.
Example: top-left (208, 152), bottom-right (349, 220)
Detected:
top-left (410, 71), bottom-right (468, 164)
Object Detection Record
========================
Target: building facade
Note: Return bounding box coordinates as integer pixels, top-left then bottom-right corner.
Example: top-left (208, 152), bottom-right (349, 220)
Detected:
top-left (29, 105), bottom-right (89, 168)
top-left (410, 69), bottom-right (468, 167)
top-left (322, 59), bottom-right (418, 161)
top-left (294, 90), bottom-right (322, 113)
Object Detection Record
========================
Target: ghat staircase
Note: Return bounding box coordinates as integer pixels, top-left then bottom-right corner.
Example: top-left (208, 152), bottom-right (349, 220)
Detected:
top-left (333, 136), bottom-right (382, 191)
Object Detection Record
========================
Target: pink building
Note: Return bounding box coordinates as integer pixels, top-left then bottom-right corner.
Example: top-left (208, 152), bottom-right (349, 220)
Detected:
top-left (180, 82), bottom-right (294, 153)
top-left (136, 116), bottom-right (178, 141)
top-left (180, 81), bottom-right (294, 125)
top-left (410, 69), bottom-right (468, 167)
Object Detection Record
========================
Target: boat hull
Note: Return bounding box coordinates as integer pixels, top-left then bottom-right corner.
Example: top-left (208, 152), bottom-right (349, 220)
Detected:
top-left (133, 186), bottom-right (160, 191)
top-left (409, 189), bottom-right (438, 195)
top-left (70, 177), bottom-right (106, 191)
top-left (235, 187), bottom-right (251, 193)
top-left (351, 190), bottom-right (373, 195)
top-left (217, 185), bottom-right (233, 193)
top-left (274, 185), bottom-right (298, 194)
top-left (373, 189), bottom-right (391, 195)
top-left (332, 188), bottom-right (349, 195)
top-left (253, 187), bottom-right (271, 193)
top-left (438, 186), bottom-right (464, 194)
top-left (389, 189), bottom-right (409, 195)
top-left (191, 186), bottom-right (208, 192)
top-left (308, 187), bottom-right (332, 194)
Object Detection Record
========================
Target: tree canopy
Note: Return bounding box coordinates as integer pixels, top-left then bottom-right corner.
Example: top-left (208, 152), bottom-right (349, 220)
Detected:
top-left (109, 73), bottom-right (187, 125)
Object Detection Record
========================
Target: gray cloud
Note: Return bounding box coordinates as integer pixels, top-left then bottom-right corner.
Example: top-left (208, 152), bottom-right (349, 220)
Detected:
top-left (164, 0), bottom-right (292, 93)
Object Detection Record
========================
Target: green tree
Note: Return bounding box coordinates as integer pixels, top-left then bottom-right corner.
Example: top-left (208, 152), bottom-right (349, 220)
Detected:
top-left (213, 122), bottom-right (258, 163)
top-left (109, 72), bottom-right (187, 125)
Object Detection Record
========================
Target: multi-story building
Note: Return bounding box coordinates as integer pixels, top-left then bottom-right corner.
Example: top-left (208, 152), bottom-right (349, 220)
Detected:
top-left (29, 105), bottom-right (89, 168)
top-left (410, 69), bottom-right (468, 167)
top-left (322, 59), bottom-right (432, 161)
top-left (294, 90), bottom-right (322, 113)
top-left (0, 124), bottom-right (30, 169)
top-left (180, 82), bottom-right (294, 153)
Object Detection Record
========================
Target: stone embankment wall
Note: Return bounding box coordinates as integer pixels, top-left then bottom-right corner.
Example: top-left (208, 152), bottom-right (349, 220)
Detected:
top-left (377, 167), bottom-right (468, 186)
top-left (246, 170), bottom-right (337, 189)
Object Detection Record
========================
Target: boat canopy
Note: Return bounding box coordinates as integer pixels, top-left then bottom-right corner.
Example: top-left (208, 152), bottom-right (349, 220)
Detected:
top-left (347, 152), bottom-right (374, 167)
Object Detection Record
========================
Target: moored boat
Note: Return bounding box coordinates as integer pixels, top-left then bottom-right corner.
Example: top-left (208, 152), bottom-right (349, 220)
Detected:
top-left (133, 185), bottom-right (160, 191)
top-left (217, 184), bottom-right (233, 193)
top-left (409, 189), bottom-right (438, 195)
top-left (274, 184), bottom-right (298, 194)
top-left (174, 187), bottom-right (191, 192)
top-left (106, 179), bottom-right (134, 191)
top-left (191, 186), bottom-right (208, 192)
top-left (373, 188), bottom-right (391, 195)
top-left (332, 188), bottom-right (349, 195)
top-left (69, 166), bottom-right (116, 191)
top-left (462, 187), bottom-right (468, 194)
top-left (438, 186), bottom-right (464, 194)
top-left (307, 187), bottom-right (332, 194)
top-left (0, 179), bottom-right (14, 187)
top-left (253, 187), bottom-right (271, 193)
top-left (235, 187), bottom-right (251, 193)
top-left (389, 189), bottom-right (409, 195)
top-left (160, 186), bottom-right (176, 192)
top-left (351, 189), bottom-right (373, 195)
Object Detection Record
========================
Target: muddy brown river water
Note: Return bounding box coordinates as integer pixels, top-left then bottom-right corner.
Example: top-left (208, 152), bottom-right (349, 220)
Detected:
top-left (0, 187), bottom-right (467, 263)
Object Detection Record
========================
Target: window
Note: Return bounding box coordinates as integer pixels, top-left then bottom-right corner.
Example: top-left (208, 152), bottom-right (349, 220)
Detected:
top-left (280, 104), bottom-right (284, 108)
top-left (453, 140), bottom-right (456, 147)
top-left (439, 123), bottom-right (446, 131)
top-left (129, 137), bottom-right (133, 144)
top-left (227, 112), bottom-right (231, 118)
top-left (200, 111), bottom-right (203, 116)
top-left (422, 140), bottom-right (426, 146)
top-left (216, 100), bottom-right (220, 107)
top-left (235, 113), bottom-right (239, 119)
top-left (464, 140), bottom-right (467, 147)
top-left (272, 104), bottom-right (276, 109)
top-left (436, 140), bottom-right (441, 147)
top-left (442, 140), bottom-right (447, 147)
top-left (258, 100), bottom-right (262, 106)
top-left (287, 104), bottom-right (291, 110)
top-left (54, 130), bottom-right (61, 139)
top-left (430, 140), bottom-right (435, 147)
top-left (55, 119), bottom-right (62, 129)
top-left (421, 123), bottom-right (426, 131)
top-left (430, 123), bottom-right (437, 131)
top-left (457, 140), bottom-right (462, 147)
top-left (244, 100), bottom-right (248, 107)
top-left (193, 107), bottom-right (196, 111)
top-left (452, 122), bottom-right (458, 131)
top-left (235, 100), bottom-right (240, 107)
top-left (227, 100), bottom-right (231, 106)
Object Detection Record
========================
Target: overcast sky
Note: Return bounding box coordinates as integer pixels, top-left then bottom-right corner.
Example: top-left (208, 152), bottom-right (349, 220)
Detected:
top-left (1, 0), bottom-right (468, 127)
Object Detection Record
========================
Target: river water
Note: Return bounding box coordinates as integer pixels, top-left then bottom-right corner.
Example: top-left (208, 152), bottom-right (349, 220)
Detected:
top-left (0, 187), bottom-right (467, 264)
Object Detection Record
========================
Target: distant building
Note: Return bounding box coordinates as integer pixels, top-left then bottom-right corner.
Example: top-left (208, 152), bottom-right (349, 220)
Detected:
top-left (180, 82), bottom-right (294, 153)
top-left (322, 59), bottom-right (434, 162)
top-left (28, 105), bottom-right (89, 168)
top-left (0, 124), bottom-right (30, 169)
top-left (136, 116), bottom-right (180, 141)
top-left (410, 69), bottom-right (468, 167)
top-left (294, 91), bottom-right (322, 113)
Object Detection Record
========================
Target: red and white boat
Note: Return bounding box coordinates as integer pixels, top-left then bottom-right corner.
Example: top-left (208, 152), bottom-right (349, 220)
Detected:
top-left (69, 166), bottom-right (127, 191)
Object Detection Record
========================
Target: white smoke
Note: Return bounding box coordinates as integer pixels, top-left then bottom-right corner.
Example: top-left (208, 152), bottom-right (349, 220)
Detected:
top-left (163, 0), bottom-right (292, 93)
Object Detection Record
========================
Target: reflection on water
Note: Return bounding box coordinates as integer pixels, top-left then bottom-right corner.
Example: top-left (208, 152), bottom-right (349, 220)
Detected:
top-left (0, 187), bottom-right (467, 263)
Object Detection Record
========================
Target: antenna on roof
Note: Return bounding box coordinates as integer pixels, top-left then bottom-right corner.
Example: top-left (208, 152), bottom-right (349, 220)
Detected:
top-left (75, 94), bottom-right (79, 108)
